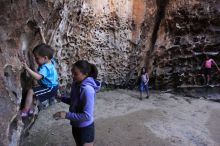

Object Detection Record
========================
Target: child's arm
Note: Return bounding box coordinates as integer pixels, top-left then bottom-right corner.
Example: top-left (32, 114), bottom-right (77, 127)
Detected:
top-left (56, 92), bottom-right (71, 104)
top-left (146, 73), bottom-right (149, 83)
top-left (55, 91), bottom-right (71, 104)
top-left (54, 86), bottom-right (95, 121)
top-left (22, 62), bottom-right (42, 80)
top-left (212, 59), bottom-right (220, 71)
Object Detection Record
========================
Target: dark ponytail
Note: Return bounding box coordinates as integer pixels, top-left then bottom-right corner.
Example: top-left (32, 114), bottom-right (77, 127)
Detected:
top-left (73, 60), bottom-right (98, 79)
top-left (89, 63), bottom-right (98, 79)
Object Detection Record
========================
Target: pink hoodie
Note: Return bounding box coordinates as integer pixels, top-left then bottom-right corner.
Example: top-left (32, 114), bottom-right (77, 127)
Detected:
top-left (204, 59), bottom-right (213, 68)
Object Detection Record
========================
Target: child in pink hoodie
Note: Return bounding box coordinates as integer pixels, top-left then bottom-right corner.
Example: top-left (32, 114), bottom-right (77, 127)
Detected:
top-left (202, 55), bottom-right (220, 85)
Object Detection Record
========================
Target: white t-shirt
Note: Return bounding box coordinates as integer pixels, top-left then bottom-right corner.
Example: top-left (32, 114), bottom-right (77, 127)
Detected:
top-left (141, 73), bottom-right (148, 83)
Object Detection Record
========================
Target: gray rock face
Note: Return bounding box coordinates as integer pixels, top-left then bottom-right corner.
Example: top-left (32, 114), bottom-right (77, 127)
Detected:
top-left (150, 0), bottom-right (220, 88)
top-left (0, 1), bottom-right (56, 145)
top-left (0, 0), bottom-right (219, 145)
top-left (52, 0), bottom-right (149, 89)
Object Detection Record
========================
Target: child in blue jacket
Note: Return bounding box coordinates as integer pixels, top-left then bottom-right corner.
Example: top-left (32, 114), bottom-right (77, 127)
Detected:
top-left (54, 60), bottom-right (101, 146)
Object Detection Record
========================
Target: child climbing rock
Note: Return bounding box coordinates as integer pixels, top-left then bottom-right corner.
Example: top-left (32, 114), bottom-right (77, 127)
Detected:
top-left (21, 43), bottom-right (58, 117)
top-left (201, 54), bottom-right (220, 85)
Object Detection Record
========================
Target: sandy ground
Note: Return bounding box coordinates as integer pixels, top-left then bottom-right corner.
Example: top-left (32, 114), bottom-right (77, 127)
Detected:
top-left (20, 89), bottom-right (220, 146)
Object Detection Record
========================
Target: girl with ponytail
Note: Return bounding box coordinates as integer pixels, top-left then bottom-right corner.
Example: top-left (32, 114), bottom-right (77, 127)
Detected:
top-left (54, 60), bottom-right (101, 146)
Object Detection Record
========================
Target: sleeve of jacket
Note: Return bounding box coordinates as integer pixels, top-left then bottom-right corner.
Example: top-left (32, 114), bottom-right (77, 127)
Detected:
top-left (65, 85), bottom-right (95, 121)
top-left (61, 82), bottom-right (74, 105)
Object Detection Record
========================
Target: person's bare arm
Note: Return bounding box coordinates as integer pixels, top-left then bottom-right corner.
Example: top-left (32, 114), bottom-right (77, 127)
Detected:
top-left (23, 62), bottom-right (42, 80)
top-left (146, 73), bottom-right (149, 82)
top-left (212, 59), bottom-right (220, 71)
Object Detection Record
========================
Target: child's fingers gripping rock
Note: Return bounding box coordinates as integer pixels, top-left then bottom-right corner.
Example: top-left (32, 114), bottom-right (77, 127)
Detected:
top-left (21, 61), bottom-right (28, 69)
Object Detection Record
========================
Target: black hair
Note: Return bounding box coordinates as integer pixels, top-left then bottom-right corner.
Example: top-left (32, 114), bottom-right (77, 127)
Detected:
top-left (73, 60), bottom-right (98, 79)
top-left (141, 67), bottom-right (146, 75)
top-left (32, 43), bottom-right (54, 59)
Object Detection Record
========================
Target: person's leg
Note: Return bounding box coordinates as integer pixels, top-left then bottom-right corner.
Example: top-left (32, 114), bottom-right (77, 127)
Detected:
top-left (204, 68), bottom-right (211, 85)
top-left (48, 86), bottom-right (58, 105)
top-left (207, 68), bottom-right (212, 85)
top-left (24, 89), bottom-right (34, 110)
top-left (202, 74), bottom-right (206, 85)
top-left (34, 86), bottom-right (58, 106)
top-left (21, 89), bottom-right (34, 117)
top-left (207, 75), bottom-right (210, 85)
top-left (139, 82), bottom-right (144, 100)
top-left (145, 84), bottom-right (149, 98)
top-left (80, 123), bottom-right (95, 146)
top-left (140, 91), bottom-right (143, 100)
top-left (72, 127), bottom-right (81, 146)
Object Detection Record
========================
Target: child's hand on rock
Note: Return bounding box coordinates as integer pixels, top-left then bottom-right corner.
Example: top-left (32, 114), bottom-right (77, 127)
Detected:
top-left (22, 61), bottom-right (29, 70)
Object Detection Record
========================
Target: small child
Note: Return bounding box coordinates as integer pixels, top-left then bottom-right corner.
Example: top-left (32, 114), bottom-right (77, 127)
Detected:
top-left (21, 43), bottom-right (58, 117)
top-left (202, 55), bottom-right (220, 85)
top-left (139, 67), bottom-right (149, 100)
top-left (53, 60), bottom-right (101, 146)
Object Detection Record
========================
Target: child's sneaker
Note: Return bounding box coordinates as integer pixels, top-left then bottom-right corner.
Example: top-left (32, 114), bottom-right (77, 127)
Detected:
top-left (20, 109), bottom-right (29, 117)
top-left (21, 108), bottom-right (34, 117)
top-left (28, 108), bottom-right (34, 115)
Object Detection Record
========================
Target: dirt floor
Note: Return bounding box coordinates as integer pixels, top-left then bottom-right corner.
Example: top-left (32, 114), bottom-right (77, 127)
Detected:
top-left (20, 89), bottom-right (220, 146)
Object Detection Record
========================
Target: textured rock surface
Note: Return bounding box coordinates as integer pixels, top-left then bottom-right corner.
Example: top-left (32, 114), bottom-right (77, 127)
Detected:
top-left (150, 0), bottom-right (220, 89)
top-left (0, 1), bottom-right (58, 146)
top-left (0, 0), bottom-right (220, 145)
top-left (52, 0), bottom-right (150, 89)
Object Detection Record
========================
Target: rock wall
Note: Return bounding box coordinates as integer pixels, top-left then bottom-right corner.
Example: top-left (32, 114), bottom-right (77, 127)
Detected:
top-left (0, 0), bottom-right (220, 145)
top-left (0, 1), bottom-right (59, 146)
top-left (149, 0), bottom-right (220, 88)
top-left (52, 0), bottom-right (151, 89)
